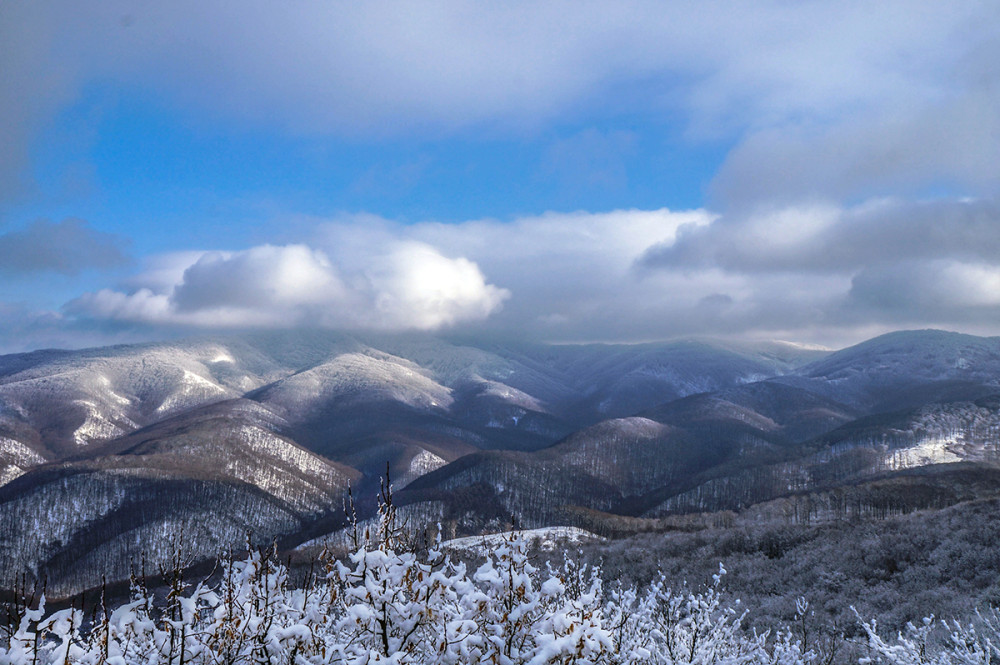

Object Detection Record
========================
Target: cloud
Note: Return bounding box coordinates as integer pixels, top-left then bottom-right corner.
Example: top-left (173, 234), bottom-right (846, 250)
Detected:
top-left (633, 196), bottom-right (1000, 341)
top-left (0, 303), bottom-right (65, 352)
top-left (290, 200), bottom-right (1000, 346)
top-left (710, 86), bottom-right (1000, 208)
top-left (849, 261), bottom-right (1000, 319)
top-left (46, 198), bottom-right (1000, 347)
top-left (366, 243), bottom-right (510, 330)
top-left (67, 209), bottom-right (714, 339)
top-left (4, 2), bottom-right (998, 350)
top-left (0, 2), bottom-right (79, 199)
top-left (171, 246), bottom-right (347, 315)
top-left (319, 208), bottom-right (738, 341)
top-left (4, 1), bottom-right (996, 201)
top-left (68, 242), bottom-right (508, 332)
top-left (0, 218), bottom-right (127, 275)
top-left (0, 301), bottom-right (166, 354)
top-left (642, 198), bottom-right (1000, 274)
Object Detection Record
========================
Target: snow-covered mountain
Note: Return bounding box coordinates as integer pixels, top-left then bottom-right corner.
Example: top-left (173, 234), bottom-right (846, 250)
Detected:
top-left (784, 329), bottom-right (1000, 411)
top-left (5, 328), bottom-right (1000, 596)
top-left (399, 330), bottom-right (1000, 531)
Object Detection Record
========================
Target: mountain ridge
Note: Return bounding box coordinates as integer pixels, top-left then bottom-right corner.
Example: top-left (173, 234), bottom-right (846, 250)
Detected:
top-left (3, 328), bottom-right (1000, 596)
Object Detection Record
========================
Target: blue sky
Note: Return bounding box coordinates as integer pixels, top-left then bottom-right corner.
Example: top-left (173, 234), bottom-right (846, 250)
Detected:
top-left (2, 1), bottom-right (999, 352)
top-left (32, 89), bottom-right (720, 233)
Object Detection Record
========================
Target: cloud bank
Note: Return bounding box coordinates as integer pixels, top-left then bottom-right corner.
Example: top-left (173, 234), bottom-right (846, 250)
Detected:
top-left (57, 197), bottom-right (1000, 347)
top-left (4, 1), bottom-right (997, 206)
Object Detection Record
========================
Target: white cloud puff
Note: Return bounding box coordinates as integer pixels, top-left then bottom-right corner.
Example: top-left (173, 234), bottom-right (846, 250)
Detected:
top-left (366, 243), bottom-right (509, 330)
top-left (69, 243), bottom-right (508, 332)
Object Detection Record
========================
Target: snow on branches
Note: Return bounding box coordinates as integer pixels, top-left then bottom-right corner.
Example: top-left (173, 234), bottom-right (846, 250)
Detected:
top-left (11, 480), bottom-right (978, 665)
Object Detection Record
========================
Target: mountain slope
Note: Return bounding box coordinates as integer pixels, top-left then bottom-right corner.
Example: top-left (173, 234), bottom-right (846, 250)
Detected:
top-left (785, 330), bottom-right (1000, 411)
top-left (0, 398), bottom-right (357, 595)
top-left (18, 329), bottom-right (1000, 598)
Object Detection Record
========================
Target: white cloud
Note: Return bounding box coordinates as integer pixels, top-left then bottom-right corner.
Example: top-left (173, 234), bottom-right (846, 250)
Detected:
top-left (172, 246), bottom-right (346, 314)
top-left (69, 243), bottom-right (508, 332)
top-left (71, 288), bottom-right (173, 324)
top-left (4, 1), bottom-right (996, 200)
top-left (366, 242), bottom-right (509, 330)
top-left (57, 199), bottom-right (1000, 347)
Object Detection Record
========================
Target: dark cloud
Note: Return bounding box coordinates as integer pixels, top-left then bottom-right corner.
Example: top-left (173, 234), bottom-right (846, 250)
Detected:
top-left (848, 260), bottom-right (1000, 322)
top-left (0, 219), bottom-right (128, 275)
top-left (698, 293), bottom-right (734, 309)
top-left (631, 195), bottom-right (1000, 340)
top-left (709, 90), bottom-right (1000, 210)
top-left (642, 198), bottom-right (1000, 274)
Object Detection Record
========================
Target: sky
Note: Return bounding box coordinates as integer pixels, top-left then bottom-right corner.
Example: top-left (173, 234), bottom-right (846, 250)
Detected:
top-left (1, 1), bottom-right (999, 353)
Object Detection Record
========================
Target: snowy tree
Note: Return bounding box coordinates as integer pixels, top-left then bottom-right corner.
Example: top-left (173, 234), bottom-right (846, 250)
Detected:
top-left (0, 481), bottom-right (830, 665)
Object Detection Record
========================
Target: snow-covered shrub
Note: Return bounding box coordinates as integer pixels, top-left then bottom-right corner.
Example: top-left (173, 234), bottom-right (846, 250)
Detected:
top-left (856, 608), bottom-right (1000, 665)
top-left (603, 563), bottom-right (810, 665)
top-left (0, 485), bottom-right (822, 665)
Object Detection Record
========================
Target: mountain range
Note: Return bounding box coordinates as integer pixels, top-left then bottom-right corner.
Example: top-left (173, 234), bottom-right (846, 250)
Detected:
top-left (2, 328), bottom-right (999, 596)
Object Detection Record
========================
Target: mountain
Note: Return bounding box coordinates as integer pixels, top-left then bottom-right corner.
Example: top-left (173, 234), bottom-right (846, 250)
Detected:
top-left (0, 398), bottom-right (358, 596)
top-left (0, 330), bottom-right (823, 594)
top-left (782, 329), bottom-right (1000, 411)
top-left (5, 328), bottom-right (1000, 597)
top-left (399, 379), bottom-right (859, 528)
top-left (399, 331), bottom-right (1000, 532)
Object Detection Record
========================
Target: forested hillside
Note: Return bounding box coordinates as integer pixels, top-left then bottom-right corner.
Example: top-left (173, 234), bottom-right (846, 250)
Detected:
top-left (3, 493), bottom-right (997, 665)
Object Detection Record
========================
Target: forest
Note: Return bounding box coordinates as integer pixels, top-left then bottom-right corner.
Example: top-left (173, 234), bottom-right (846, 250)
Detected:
top-left (3, 486), bottom-right (999, 665)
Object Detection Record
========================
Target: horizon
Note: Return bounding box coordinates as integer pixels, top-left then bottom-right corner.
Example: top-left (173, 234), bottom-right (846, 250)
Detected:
top-left (3, 3), bottom-right (999, 354)
top-left (6, 325), bottom-right (1000, 360)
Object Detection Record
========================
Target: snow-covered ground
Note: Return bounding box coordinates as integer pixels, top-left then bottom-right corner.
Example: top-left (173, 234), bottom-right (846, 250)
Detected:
top-left (442, 526), bottom-right (602, 554)
top-left (884, 437), bottom-right (965, 470)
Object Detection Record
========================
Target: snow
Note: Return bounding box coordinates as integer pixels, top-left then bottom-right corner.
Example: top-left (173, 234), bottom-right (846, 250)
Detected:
top-left (884, 437), bottom-right (964, 470)
top-left (0, 436), bottom-right (44, 467)
top-left (259, 351), bottom-right (454, 416)
top-left (773, 340), bottom-right (833, 352)
top-left (442, 527), bottom-right (602, 554)
top-left (0, 466), bottom-right (26, 486)
top-left (408, 449), bottom-right (446, 477)
top-left (95, 374), bottom-right (133, 407)
top-left (227, 423), bottom-right (350, 509)
top-left (71, 400), bottom-right (134, 446)
top-left (0, 518), bottom-right (822, 665)
top-left (475, 376), bottom-right (547, 411)
top-left (153, 369), bottom-right (230, 415)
